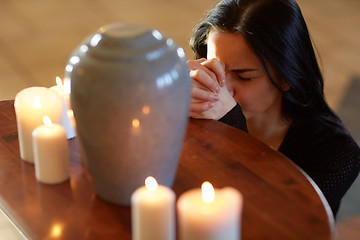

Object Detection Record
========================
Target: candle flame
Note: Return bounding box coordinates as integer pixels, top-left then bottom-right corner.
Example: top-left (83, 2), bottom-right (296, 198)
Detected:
top-left (43, 116), bottom-right (52, 126)
top-left (56, 76), bottom-right (63, 87)
top-left (145, 176), bottom-right (158, 192)
top-left (202, 181), bottom-right (215, 203)
top-left (34, 96), bottom-right (41, 108)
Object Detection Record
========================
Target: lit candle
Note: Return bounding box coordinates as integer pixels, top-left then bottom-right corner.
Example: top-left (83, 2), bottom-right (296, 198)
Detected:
top-left (131, 176), bottom-right (175, 240)
top-left (14, 87), bottom-right (63, 163)
top-left (32, 116), bottom-right (70, 184)
top-left (49, 76), bottom-right (76, 139)
top-left (177, 181), bottom-right (243, 240)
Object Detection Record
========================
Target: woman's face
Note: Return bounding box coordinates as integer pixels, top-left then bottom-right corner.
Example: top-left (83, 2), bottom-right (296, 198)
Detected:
top-left (207, 29), bottom-right (287, 120)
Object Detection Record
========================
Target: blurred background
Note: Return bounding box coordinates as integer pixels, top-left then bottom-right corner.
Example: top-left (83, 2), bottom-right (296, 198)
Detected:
top-left (0, 0), bottom-right (359, 239)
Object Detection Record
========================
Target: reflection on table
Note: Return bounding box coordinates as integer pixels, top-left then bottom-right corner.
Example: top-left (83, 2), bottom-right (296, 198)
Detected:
top-left (0, 100), bottom-right (334, 239)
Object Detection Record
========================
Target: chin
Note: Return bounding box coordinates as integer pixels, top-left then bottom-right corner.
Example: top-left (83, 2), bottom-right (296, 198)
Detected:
top-left (242, 111), bottom-right (250, 119)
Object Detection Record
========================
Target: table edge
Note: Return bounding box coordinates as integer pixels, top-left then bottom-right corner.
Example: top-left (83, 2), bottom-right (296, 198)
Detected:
top-left (297, 167), bottom-right (336, 237)
top-left (0, 198), bottom-right (30, 239)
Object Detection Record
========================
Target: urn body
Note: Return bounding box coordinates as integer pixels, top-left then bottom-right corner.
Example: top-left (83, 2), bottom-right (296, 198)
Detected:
top-left (65, 23), bottom-right (191, 205)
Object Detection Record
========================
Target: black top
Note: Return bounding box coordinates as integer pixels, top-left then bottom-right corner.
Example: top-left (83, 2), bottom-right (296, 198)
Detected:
top-left (219, 104), bottom-right (360, 217)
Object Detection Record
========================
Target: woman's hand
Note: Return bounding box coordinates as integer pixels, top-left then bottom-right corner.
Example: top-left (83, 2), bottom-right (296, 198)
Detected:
top-left (187, 58), bottom-right (237, 120)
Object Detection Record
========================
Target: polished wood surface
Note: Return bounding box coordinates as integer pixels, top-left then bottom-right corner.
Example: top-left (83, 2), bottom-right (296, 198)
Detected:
top-left (0, 100), bottom-right (334, 240)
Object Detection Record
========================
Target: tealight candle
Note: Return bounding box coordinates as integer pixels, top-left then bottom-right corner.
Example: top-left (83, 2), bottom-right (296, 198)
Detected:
top-left (131, 176), bottom-right (175, 240)
top-left (49, 76), bottom-right (76, 139)
top-left (177, 181), bottom-right (243, 240)
top-left (32, 116), bottom-right (70, 184)
top-left (14, 87), bottom-right (63, 163)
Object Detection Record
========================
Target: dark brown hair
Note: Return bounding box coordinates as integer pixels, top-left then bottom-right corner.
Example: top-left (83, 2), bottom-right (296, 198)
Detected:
top-left (190, 0), bottom-right (343, 129)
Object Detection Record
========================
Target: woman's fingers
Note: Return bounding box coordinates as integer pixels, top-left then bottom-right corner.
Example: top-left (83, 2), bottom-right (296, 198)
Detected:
top-left (188, 58), bottom-right (226, 89)
top-left (187, 57), bottom-right (228, 119)
top-left (189, 85), bottom-right (237, 120)
top-left (200, 58), bottom-right (226, 87)
top-left (189, 69), bottom-right (220, 93)
top-left (191, 87), bottom-right (220, 102)
top-left (189, 102), bottom-right (214, 114)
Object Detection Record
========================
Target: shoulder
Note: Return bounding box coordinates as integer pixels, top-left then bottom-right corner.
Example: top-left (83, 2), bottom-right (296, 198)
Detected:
top-left (284, 116), bottom-right (356, 147)
top-left (280, 116), bottom-right (360, 215)
top-left (280, 116), bottom-right (360, 172)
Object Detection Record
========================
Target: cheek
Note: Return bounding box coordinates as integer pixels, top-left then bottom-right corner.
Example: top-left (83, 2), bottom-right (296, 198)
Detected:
top-left (228, 81), bottom-right (255, 107)
top-left (232, 81), bottom-right (279, 115)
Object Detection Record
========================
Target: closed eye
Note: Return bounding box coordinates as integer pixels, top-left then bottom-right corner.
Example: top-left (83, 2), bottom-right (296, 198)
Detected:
top-left (229, 68), bottom-right (257, 82)
top-left (237, 75), bottom-right (251, 81)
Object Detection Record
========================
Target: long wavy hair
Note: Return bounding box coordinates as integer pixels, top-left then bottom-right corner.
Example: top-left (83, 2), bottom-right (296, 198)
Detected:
top-left (190, 0), bottom-right (343, 129)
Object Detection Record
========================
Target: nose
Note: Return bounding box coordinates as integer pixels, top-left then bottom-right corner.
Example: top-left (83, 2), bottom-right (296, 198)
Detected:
top-left (227, 85), bottom-right (235, 97)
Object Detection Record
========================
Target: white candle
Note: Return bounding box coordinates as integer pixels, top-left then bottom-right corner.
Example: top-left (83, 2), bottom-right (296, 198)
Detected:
top-left (177, 182), bottom-right (243, 240)
top-left (131, 176), bottom-right (175, 240)
top-left (32, 116), bottom-right (70, 184)
top-left (49, 76), bottom-right (76, 139)
top-left (14, 87), bottom-right (63, 163)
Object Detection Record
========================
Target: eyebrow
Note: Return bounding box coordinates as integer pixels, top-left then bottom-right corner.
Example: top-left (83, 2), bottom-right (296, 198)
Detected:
top-left (229, 68), bottom-right (258, 73)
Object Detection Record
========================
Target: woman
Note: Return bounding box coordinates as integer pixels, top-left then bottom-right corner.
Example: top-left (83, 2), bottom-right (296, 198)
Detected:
top-left (188, 0), bottom-right (360, 217)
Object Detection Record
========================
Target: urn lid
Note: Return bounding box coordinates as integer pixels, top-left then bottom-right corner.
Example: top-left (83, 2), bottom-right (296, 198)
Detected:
top-left (71, 23), bottom-right (183, 62)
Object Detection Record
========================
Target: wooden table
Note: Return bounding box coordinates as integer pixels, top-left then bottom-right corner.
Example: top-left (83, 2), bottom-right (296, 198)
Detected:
top-left (0, 100), bottom-right (335, 239)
